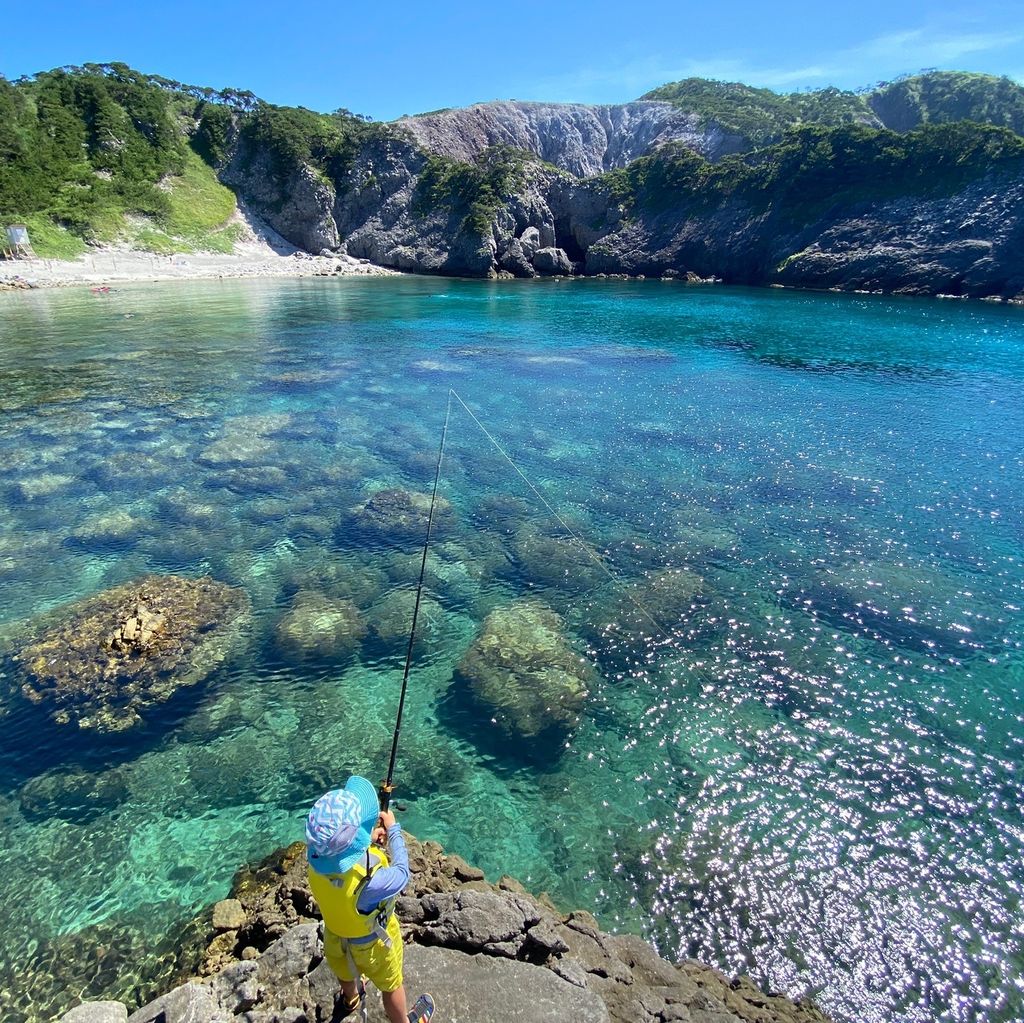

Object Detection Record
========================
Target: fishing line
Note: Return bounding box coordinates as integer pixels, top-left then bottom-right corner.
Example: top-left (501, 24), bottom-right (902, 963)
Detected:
top-left (448, 387), bottom-right (676, 645)
top-left (383, 387), bottom-right (686, 804)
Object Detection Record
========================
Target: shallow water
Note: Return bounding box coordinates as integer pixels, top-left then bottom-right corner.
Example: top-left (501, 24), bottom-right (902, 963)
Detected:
top-left (0, 277), bottom-right (1021, 1023)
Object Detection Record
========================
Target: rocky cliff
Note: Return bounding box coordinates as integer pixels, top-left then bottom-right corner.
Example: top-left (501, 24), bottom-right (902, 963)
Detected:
top-left (397, 101), bottom-right (746, 177)
top-left (59, 838), bottom-right (831, 1023)
top-left (215, 91), bottom-right (1024, 299)
top-left (5, 65), bottom-right (1023, 298)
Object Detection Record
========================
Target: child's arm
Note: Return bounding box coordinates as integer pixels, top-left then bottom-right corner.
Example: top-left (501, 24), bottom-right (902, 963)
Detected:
top-left (356, 822), bottom-right (410, 912)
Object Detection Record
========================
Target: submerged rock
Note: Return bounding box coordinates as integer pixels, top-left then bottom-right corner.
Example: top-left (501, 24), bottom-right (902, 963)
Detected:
top-left (348, 488), bottom-right (456, 546)
top-left (455, 601), bottom-right (593, 746)
top-left (509, 532), bottom-right (606, 593)
top-left (365, 589), bottom-right (443, 655)
top-left (19, 765), bottom-right (132, 824)
top-left (589, 567), bottom-right (705, 644)
top-left (282, 552), bottom-right (388, 607)
top-left (273, 591), bottom-right (367, 661)
top-left (67, 509), bottom-right (150, 550)
top-left (472, 493), bottom-right (532, 535)
top-left (14, 575), bottom-right (251, 732)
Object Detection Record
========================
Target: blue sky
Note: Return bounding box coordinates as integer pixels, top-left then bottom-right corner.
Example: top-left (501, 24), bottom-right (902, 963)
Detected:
top-left (3, 0), bottom-right (1023, 119)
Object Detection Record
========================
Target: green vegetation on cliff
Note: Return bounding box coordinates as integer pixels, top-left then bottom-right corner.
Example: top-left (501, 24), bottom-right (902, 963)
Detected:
top-left (869, 72), bottom-right (1024, 134)
top-left (642, 78), bottom-right (874, 145)
top-left (0, 63), bottom-right (248, 255)
top-left (238, 102), bottom-right (392, 193)
top-left (644, 71), bottom-right (1024, 148)
top-left (0, 64), bottom-right (184, 239)
top-left (602, 121), bottom-right (1024, 220)
top-left (413, 145), bottom-right (528, 236)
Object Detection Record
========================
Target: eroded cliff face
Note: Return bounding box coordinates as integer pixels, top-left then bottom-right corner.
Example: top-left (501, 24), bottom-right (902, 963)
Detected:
top-left (331, 130), bottom-right (497, 276)
top-left (397, 100), bottom-right (745, 176)
top-left (576, 172), bottom-right (1024, 298)
top-left (212, 99), bottom-right (1024, 299)
top-left (221, 145), bottom-right (340, 255)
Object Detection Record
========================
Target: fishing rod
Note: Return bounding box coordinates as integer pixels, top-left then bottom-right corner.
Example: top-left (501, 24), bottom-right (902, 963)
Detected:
top-left (377, 386), bottom-right (673, 810)
top-left (379, 390), bottom-right (453, 812)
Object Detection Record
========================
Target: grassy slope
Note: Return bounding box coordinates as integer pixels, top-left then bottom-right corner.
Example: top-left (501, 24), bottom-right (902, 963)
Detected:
top-left (0, 65), bottom-right (244, 260)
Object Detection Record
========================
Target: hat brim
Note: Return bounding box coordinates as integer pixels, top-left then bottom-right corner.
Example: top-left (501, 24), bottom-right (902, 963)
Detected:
top-left (308, 824), bottom-right (373, 875)
top-left (344, 775), bottom-right (381, 831)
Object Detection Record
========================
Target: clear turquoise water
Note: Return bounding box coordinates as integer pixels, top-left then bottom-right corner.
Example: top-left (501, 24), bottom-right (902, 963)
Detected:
top-left (0, 277), bottom-right (1021, 1023)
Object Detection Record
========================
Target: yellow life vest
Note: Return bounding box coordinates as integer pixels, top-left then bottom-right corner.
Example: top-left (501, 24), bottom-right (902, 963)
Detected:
top-left (308, 845), bottom-right (394, 939)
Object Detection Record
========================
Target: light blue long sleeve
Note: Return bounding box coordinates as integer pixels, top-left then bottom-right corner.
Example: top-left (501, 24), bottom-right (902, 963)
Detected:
top-left (356, 824), bottom-right (409, 912)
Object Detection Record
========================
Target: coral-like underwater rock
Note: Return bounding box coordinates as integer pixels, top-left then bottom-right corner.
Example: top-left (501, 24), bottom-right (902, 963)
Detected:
top-left (349, 488), bottom-right (456, 545)
top-left (509, 532), bottom-right (606, 593)
top-left (591, 567), bottom-right (705, 643)
top-left (455, 600), bottom-right (593, 746)
top-left (366, 589), bottom-right (443, 655)
top-left (14, 575), bottom-right (251, 731)
top-left (273, 591), bottom-right (367, 661)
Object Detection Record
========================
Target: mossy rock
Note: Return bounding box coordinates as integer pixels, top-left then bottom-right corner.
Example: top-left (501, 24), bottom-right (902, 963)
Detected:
top-left (455, 600), bottom-right (593, 746)
top-left (348, 488), bottom-right (456, 546)
top-left (14, 574), bottom-right (251, 731)
top-left (273, 590), bottom-right (367, 661)
top-left (365, 589), bottom-right (444, 655)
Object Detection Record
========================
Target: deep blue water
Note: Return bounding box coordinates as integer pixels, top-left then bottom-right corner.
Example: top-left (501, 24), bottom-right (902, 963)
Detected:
top-left (0, 277), bottom-right (1021, 1023)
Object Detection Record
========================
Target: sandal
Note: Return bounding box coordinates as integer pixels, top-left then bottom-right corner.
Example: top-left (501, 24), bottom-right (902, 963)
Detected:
top-left (407, 992), bottom-right (435, 1023)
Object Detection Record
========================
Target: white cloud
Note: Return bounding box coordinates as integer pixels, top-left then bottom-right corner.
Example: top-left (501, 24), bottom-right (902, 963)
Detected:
top-left (857, 28), bottom-right (1024, 65)
top-left (528, 24), bottom-right (1024, 104)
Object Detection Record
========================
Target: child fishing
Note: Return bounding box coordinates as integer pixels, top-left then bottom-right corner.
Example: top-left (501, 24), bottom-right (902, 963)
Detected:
top-left (306, 775), bottom-right (434, 1023)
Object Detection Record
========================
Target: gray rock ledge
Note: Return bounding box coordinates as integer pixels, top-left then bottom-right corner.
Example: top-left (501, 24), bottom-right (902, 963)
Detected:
top-left (61, 837), bottom-right (831, 1023)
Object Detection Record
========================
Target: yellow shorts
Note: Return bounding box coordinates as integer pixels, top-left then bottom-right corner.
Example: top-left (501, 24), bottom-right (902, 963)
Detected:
top-left (323, 914), bottom-right (404, 993)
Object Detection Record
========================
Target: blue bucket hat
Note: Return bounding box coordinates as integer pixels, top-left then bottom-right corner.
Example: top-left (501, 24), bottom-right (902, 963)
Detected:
top-left (306, 775), bottom-right (380, 876)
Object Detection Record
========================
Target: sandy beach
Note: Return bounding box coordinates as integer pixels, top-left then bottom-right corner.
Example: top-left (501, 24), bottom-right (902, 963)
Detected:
top-left (0, 247), bottom-right (399, 290)
top-left (0, 206), bottom-right (399, 290)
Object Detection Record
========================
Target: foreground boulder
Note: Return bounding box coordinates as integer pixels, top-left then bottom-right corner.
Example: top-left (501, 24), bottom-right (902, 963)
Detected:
top-left (454, 601), bottom-right (593, 747)
top-left (14, 575), bottom-right (250, 731)
top-left (61, 837), bottom-right (829, 1023)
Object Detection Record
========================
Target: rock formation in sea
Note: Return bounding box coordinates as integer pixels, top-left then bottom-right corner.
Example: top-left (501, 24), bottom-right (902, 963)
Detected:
top-left (347, 488), bottom-right (457, 547)
top-left (12, 574), bottom-right (251, 731)
top-left (454, 600), bottom-right (593, 748)
top-left (59, 837), bottom-right (832, 1023)
top-left (273, 590), bottom-right (367, 662)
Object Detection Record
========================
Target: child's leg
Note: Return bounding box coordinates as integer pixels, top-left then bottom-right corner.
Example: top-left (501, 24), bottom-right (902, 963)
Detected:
top-left (340, 980), bottom-right (360, 1013)
top-left (322, 927), bottom-right (361, 1014)
top-left (381, 984), bottom-right (408, 1023)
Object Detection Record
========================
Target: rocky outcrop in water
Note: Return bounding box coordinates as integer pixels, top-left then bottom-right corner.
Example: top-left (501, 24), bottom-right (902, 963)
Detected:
top-left (348, 488), bottom-right (456, 545)
top-left (579, 169), bottom-right (1024, 298)
top-left (60, 837), bottom-right (830, 1023)
top-left (273, 590), bottom-right (367, 661)
top-left (13, 575), bottom-right (250, 731)
top-left (455, 601), bottom-right (593, 747)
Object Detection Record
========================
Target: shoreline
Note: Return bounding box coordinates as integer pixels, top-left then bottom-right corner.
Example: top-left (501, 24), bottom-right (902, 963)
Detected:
top-left (0, 248), bottom-right (400, 291)
top-left (60, 837), bottom-right (832, 1023)
top-left (3, 249), bottom-right (1022, 305)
